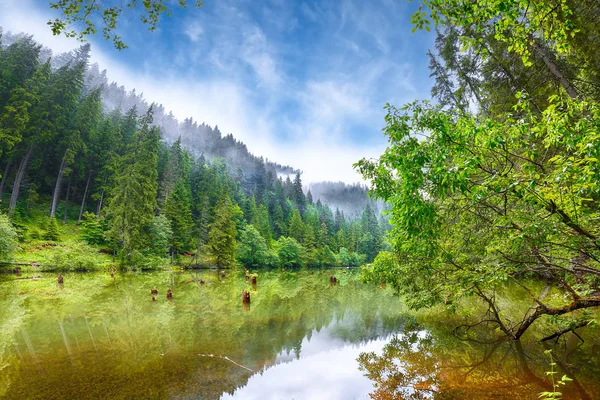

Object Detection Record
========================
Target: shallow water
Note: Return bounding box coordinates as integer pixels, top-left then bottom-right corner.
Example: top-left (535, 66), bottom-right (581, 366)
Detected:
top-left (0, 269), bottom-right (599, 399)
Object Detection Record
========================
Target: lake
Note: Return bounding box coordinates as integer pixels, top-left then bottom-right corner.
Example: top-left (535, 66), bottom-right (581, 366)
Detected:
top-left (1, 269), bottom-right (599, 399)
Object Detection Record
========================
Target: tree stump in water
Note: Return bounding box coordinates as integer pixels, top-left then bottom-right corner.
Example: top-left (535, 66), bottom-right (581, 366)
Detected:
top-left (251, 276), bottom-right (257, 285)
top-left (57, 274), bottom-right (64, 284)
top-left (199, 279), bottom-right (205, 285)
top-left (151, 288), bottom-right (159, 295)
top-left (329, 275), bottom-right (337, 283)
top-left (151, 296), bottom-right (156, 302)
top-left (242, 290), bottom-right (251, 304)
top-left (166, 289), bottom-right (173, 299)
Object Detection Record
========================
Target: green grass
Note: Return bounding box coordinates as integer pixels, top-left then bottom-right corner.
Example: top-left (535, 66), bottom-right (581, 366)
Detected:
top-left (3, 197), bottom-right (113, 271)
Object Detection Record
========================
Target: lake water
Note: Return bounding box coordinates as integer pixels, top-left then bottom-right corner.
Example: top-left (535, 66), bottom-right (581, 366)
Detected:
top-left (1, 269), bottom-right (599, 399)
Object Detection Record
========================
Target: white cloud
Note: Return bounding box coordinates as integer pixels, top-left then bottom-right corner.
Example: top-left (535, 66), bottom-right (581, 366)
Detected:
top-left (184, 20), bottom-right (204, 42)
top-left (241, 26), bottom-right (282, 89)
top-left (0, 0), bottom-right (430, 185)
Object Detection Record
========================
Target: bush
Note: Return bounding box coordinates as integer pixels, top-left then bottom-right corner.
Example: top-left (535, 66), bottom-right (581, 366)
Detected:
top-left (337, 247), bottom-right (366, 267)
top-left (0, 214), bottom-right (18, 261)
top-left (49, 241), bottom-right (104, 271)
top-left (318, 245), bottom-right (338, 267)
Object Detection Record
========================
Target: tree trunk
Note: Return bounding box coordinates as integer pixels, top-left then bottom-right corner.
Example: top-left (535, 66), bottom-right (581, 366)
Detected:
top-left (50, 157), bottom-right (67, 218)
top-left (63, 177), bottom-right (71, 224)
top-left (96, 190), bottom-right (104, 218)
top-left (9, 145), bottom-right (33, 216)
top-left (530, 41), bottom-right (580, 100)
top-left (0, 159), bottom-right (13, 201)
top-left (78, 171), bottom-right (92, 224)
top-left (96, 177), bottom-right (107, 218)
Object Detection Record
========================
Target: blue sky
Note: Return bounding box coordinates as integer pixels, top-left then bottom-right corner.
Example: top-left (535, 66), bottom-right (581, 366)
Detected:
top-left (0, 0), bottom-right (434, 183)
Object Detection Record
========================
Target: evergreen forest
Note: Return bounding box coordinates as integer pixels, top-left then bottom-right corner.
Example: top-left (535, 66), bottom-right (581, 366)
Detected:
top-left (0, 31), bottom-right (387, 270)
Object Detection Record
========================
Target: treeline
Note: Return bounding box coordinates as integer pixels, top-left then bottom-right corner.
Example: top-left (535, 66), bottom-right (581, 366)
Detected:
top-left (0, 32), bottom-right (388, 268)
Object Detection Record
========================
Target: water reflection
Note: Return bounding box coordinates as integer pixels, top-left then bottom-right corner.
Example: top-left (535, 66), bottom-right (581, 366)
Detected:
top-left (0, 270), bottom-right (599, 400)
top-left (224, 326), bottom-right (389, 400)
top-left (357, 324), bottom-right (600, 400)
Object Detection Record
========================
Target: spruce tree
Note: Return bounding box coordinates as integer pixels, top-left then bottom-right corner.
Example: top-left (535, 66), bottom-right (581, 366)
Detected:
top-left (164, 178), bottom-right (193, 257)
top-left (207, 196), bottom-right (237, 268)
top-left (105, 107), bottom-right (160, 259)
top-left (288, 208), bottom-right (304, 243)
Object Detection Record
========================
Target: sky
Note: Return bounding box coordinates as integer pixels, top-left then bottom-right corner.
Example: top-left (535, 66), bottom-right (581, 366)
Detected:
top-left (0, 0), bottom-right (434, 183)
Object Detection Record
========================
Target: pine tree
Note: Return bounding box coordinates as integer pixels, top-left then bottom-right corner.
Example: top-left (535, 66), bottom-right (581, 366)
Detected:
top-left (292, 172), bottom-right (306, 214)
top-left (44, 217), bottom-right (61, 241)
top-left (207, 196), bottom-right (237, 268)
top-left (288, 208), bottom-right (304, 243)
top-left (105, 107), bottom-right (160, 259)
top-left (164, 178), bottom-right (193, 257)
top-left (254, 204), bottom-right (272, 244)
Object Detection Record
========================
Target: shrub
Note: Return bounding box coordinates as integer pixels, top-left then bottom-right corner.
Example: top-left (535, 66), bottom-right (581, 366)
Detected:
top-left (49, 241), bottom-right (104, 271)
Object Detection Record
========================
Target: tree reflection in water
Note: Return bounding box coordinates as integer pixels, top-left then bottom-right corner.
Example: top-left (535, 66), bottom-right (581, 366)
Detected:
top-left (358, 323), bottom-right (598, 400)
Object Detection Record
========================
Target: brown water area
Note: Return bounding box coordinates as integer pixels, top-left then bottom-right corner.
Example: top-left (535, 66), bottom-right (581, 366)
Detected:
top-left (0, 269), bottom-right (599, 399)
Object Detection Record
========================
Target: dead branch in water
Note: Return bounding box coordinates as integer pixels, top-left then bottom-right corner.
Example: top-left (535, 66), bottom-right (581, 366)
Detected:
top-left (197, 353), bottom-right (253, 372)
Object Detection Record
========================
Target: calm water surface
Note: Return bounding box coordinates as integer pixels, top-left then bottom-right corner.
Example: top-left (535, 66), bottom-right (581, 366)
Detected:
top-left (0, 269), bottom-right (599, 399)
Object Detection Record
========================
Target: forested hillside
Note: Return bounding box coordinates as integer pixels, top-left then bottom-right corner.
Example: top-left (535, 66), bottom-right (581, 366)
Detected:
top-left (0, 30), bottom-right (387, 269)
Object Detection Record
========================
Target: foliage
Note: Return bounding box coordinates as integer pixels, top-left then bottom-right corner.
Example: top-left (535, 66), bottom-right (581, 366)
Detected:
top-left (276, 236), bottom-right (303, 268)
top-left (539, 350), bottom-right (573, 399)
top-left (104, 108), bottom-right (160, 261)
top-left (207, 197), bottom-right (238, 268)
top-left (147, 214), bottom-right (172, 257)
top-left (48, 240), bottom-right (105, 271)
top-left (79, 212), bottom-right (105, 245)
top-left (237, 225), bottom-right (278, 268)
top-left (356, 0), bottom-right (600, 340)
top-left (47, 0), bottom-right (204, 50)
top-left (43, 217), bottom-right (61, 241)
top-left (0, 214), bottom-right (18, 261)
top-left (357, 96), bottom-right (600, 338)
top-left (337, 247), bottom-right (365, 267)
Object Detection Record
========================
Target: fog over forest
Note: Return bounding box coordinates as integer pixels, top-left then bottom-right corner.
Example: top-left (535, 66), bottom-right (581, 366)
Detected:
top-left (1, 29), bottom-right (381, 216)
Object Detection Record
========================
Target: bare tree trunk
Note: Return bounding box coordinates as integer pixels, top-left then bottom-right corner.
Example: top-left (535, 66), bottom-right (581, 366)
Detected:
top-left (96, 190), bottom-right (104, 217)
top-left (530, 41), bottom-right (580, 100)
top-left (9, 145), bottom-right (33, 216)
top-left (50, 157), bottom-right (66, 218)
top-left (78, 171), bottom-right (92, 224)
top-left (96, 177), bottom-right (107, 218)
top-left (0, 159), bottom-right (13, 201)
top-left (63, 177), bottom-right (71, 224)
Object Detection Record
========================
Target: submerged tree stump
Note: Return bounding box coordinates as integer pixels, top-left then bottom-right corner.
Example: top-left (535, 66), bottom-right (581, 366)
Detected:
top-left (151, 288), bottom-right (159, 295)
top-left (242, 290), bottom-right (251, 304)
top-left (329, 275), bottom-right (337, 283)
top-left (251, 276), bottom-right (257, 285)
top-left (57, 274), bottom-right (64, 284)
top-left (166, 289), bottom-right (173, 299)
